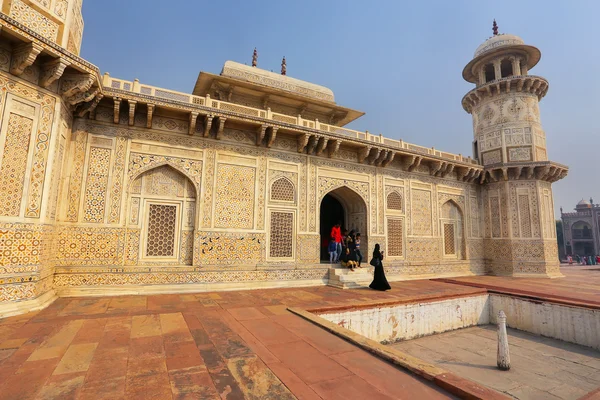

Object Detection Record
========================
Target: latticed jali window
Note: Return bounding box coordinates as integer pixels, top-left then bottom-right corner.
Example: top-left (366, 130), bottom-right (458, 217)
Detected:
top-left (269, 211), bottom-right (294, 258)
top-left (146, 204), bottom-right (177, 257)
top-left (387, 218), bottom-right (404, 257)
top-left (387, 192), bottom-right (403, 211)
top-left (518, 194), bottom-right (532, 237)
top-left (443, 223), bottom-right (456, 255)
top-left (270, 177), bottom-right (295, 202)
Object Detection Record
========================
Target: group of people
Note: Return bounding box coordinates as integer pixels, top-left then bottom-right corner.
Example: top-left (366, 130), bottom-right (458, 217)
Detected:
top-left (328, 222), bottom-right (391, 291)
top-left (328, 223), bottom-right (363, 270)
top-left (567, 254), bottom-right (600, 265)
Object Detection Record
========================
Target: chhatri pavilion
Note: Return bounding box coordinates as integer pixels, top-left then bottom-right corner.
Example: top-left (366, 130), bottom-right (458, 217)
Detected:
top-left (0, 2), bottom-right (568, 317)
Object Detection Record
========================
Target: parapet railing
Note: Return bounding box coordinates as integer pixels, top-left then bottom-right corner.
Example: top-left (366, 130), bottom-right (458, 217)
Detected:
top-left (104, 74), bottom-right (478, 165)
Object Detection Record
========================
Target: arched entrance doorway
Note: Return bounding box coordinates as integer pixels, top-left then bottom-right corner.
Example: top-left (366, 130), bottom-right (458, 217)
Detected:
top-left (319, 186), bottom-right (368, 262)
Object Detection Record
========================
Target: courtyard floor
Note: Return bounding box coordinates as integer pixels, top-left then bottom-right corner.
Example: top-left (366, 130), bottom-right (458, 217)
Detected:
top-left (391, 325), bottom-right (600, 399)
top-left (0, 266), bottom-right (598, 399)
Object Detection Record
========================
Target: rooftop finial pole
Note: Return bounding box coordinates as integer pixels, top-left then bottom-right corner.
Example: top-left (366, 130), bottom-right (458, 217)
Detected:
top-left (281, 56), bottom-right (287, 75)
top-left (252, 48), bottom-right (258, 67)
top-left (493, 19), bottom-right (498, 36)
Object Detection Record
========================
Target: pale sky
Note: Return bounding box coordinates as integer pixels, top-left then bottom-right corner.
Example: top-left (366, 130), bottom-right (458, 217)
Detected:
top-left (81, 0), bottom-right (599, 218)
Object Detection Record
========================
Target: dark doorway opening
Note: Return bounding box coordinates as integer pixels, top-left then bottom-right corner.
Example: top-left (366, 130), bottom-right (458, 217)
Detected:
top-left (574, 242), bottom-right (594, 256)
top-left (320, 194), bottom-right (345, 261)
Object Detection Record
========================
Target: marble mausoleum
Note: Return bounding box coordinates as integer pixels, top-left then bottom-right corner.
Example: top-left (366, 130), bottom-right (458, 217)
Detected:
top-left (0, 3), bottom-right (568, 317)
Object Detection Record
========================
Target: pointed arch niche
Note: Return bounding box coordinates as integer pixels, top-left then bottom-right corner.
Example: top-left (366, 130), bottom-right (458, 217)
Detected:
top-left (440, 200), bottom-right (466, 259)
top-left (127, 165), bottom-right (197, 265)
top-left (319, 185), bottom-right (368, 261)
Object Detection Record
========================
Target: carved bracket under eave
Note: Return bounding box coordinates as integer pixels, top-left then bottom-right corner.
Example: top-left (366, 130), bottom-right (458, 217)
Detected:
top-left (297, 133), bottom-right (310, 153)
top-left (441, 163), bottom-right (454, 178)
top-left (113, 98), bottom-right (121, 124)
top-left (215, 117), bottom-right (227, 140)
top-left (368, 148), bottom-right (381, 165)
top-left (374, 150), bottom-right (388, 166)
top-left (65, 87), bottom-right (99, 106)
top-left (315, 137), bottom-right (329, 156)
top-left (203, 115), bottom-right (213, 138)
top-left (128, 100), bottom-right (137, 126)
top-left (10, 42), bottom-right (43, 76)
top-left (381, 151), bottom-right (395, 167)
top-left (60, 73), bottom-right (95, 98)
top-left (76, 93), bottom-right (103, 118)
top-left (39, 58), bottom-right (70, 88)
top-left (358, 146), bottom-right (371, 164)
top-left (306, 135), bottom-right (319, 154)
top-left (429, 161), bottom-right (443, 176)
top-left (146, 104), bottom-right (154, 128)
top-left (403, 155), bottom-right (422, 172)
top-left (266, 127), bottom-right (278, 147)
top-left (327, 139), bottom-right (341, 158)
top-left (256, 124), bottom-right (268, 146)
top-left (188, 112), bottom-right (198, 135)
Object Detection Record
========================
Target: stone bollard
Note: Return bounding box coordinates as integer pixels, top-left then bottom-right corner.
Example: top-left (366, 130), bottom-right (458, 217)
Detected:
top-left (497, 310), bottom-right (510, 370)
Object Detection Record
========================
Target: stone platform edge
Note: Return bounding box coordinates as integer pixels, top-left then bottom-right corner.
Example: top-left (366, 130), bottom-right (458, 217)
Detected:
top-left (434, 278), bottom-right (600, 309)
top-left (288, 306), bottom-right (511, 400)
top-left (306, 289), bottom-right (488, 315)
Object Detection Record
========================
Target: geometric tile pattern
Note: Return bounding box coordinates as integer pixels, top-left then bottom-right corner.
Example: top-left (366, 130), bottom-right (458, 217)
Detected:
top-left (145, 165), bottom-right (187, 198)
top-left (490, 196), bottom-right (502, 238)
top-left (386, 218), bottom-right (403, 257)
top-left (0, 113), bottom-right (32, 216)
top-left (9, 0), bottom-right (59, 41)
top-left (269, 211), bottom-right (293, 258)
top-left (270, 177), bottom-right (295, 202)
top-left (386, 191), bottom-right (403, 211)
top-left (406, 237), bottom-right (440, 260)
top-left (66, 130), bottom-right (88, 221)
top-left (0, 222), bottom-right (49, 275)
top-left (108, 137), bottom-right (127, 223)
top-left (411, 189), bottom-right (432, 236)
top-left (196, 232), bottom-right (264, 266)
top-left (24, 97), bottom-right (55, 218)
top-left (83, 147), bottom-right (111, 223)
top-left (179, 230), bottom-right (194, 265)
top-left (518, 194), bottom-right (532, 238)
top-left (56, 226), bottom-right (123, 266)
top-left (146, 204), bottom-right (177, 257)
top-left (214, 164), bottom-right (255, 229)
top-left (444, 223), bottom-right (456, 255)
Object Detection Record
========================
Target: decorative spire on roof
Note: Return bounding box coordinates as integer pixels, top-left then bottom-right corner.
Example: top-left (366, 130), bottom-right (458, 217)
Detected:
top-left (492, 19), bottom-right (498, 36)
top-left (281, 56), bottom-right (287, 75)
top-left (252, 48), bottom-right (258, 67)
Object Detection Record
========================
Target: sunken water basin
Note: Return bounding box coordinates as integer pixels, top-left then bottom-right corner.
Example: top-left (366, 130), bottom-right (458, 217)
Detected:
top-left (317, 293), bottom-right (600, 349)
top-left (316, 293), bottom-right (600, 399)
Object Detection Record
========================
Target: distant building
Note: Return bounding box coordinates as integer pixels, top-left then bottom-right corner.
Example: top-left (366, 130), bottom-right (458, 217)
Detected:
top-left (561, 199), bottom-right (600, 256)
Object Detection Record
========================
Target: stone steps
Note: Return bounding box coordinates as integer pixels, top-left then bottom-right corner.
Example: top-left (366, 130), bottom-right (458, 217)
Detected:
top-left (328, 265), bottom-right (374, 289)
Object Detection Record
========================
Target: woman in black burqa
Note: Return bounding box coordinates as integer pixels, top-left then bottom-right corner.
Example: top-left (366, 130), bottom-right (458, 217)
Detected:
top-left (369, 244), bottom-right (391, 291)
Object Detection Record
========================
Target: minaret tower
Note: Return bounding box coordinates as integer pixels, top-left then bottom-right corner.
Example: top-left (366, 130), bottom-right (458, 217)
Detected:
top-left (462, 21), bottom-right (568, 277)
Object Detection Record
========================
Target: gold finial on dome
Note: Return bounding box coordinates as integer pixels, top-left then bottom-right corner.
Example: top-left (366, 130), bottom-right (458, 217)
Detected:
top-left (281, 56), bottom-right (287, 75)
top-left (493, 19), bottom-right (499, 36)
top-left (252, 48), bottom-right (258, 67)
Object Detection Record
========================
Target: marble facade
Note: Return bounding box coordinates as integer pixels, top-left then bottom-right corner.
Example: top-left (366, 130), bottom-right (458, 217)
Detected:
top-left (0, 4), bottom-right (567, 317)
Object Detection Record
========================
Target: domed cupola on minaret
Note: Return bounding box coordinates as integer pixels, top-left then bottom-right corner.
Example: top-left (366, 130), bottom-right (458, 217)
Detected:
top-left (462, 20), bottom-right (551, 166)
top-left (462, 21), bottom-right (568, 278)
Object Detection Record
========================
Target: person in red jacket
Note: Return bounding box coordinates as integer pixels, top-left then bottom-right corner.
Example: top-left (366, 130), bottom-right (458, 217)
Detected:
top-left (330, 222), bottom-right (343, 263)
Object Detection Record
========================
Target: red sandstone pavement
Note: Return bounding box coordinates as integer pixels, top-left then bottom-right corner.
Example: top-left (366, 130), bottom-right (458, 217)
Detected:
top-left (0, 267), bottom-right (597, 399)
top-left (437, 266), bottom-right (600, 307)
top-left (0, 280), bottom-right (474, 400)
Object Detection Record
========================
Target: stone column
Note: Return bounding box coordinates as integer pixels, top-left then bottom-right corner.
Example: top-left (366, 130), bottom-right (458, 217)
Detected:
top-left (520, 59), bottom-right (528, 76)
top-left (497, 310), bottom-right (510, 370)
top-left (493, 59), bottom-right (502, 80)
top-left (511, 57), bottom-right (521, 76)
